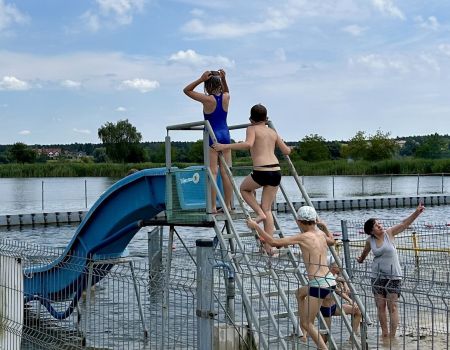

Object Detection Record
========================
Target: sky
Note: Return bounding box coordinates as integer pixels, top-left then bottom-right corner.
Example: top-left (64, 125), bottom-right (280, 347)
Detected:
top-left (0, 0), bottom-right (449, 145)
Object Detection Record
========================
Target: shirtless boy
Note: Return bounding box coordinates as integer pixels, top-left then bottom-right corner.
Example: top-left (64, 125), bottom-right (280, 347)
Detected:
top-left (213, 104), bottom-right (291, 237)
top-left (247, 206), bottom-right (336, 350)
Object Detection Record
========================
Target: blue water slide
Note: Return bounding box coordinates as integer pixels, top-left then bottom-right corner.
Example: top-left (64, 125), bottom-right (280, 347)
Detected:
top-left (23, 167), bottom-right (169, 319)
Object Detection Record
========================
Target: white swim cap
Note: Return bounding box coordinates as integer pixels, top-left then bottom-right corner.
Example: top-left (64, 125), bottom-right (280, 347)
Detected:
top-left (296, 206), bottom-right (317, 221)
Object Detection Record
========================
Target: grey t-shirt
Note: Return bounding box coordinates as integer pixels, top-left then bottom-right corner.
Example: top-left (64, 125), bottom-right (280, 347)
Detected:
top-left (370, 232), bottom-right (402, 280)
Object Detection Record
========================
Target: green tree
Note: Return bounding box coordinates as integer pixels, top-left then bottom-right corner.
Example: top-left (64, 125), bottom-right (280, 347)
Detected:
top-left (345, 131), bottom-right (368, 160)
top-left (7, 142), bottom-right (37, 163)
top-left (366, 130), bottom-right (398, 161)
top-left (298, 134), bottom-right (330, 162)
top-left (399, 139), bottom-right (419, 157)
top-left (93, 147), bottom-right (109, 163)
top-left (327, 141), bottom-right (342, 160)
top-left (97, 119), bottom-right (145, 163)
top-left (189, 140), bottom-right (205, 163)
top-left (415, 133), bottom-right (447, 159)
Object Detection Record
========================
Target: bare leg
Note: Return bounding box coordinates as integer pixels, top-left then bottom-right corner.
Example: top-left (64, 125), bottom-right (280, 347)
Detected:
top-left (374, 293), bottom-right (389, 338)
top-left (300, 295), bottom-right (327, 349)
top-left (209, 148), bottom-right (219, 213)
top-left (387, 293), bottom-right (399, 338)
top-left (296, 287), bottom-right (308, 341)
top-left (338, 303), bottom-right (362, 339)
top-left (260, 185), bottom-right (278, 234)
top-left (239, 175), bottom-right (265, 222)
top-left (218, 149), bottom-right (233, 210)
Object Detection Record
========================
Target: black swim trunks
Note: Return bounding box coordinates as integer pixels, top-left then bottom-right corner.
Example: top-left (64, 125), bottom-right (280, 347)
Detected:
top-left (371, 278), bottom-right (402, 297)
top-left (308, 285), bottom-right (336, 299)
top-left (250, 170), bottom-right (281, 187)
top-left (320, 304), bottom-right (337, 317)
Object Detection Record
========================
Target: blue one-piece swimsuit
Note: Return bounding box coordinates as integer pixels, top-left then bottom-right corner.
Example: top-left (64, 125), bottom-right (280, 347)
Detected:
top-left (204, 94), bottom-right (231, 146)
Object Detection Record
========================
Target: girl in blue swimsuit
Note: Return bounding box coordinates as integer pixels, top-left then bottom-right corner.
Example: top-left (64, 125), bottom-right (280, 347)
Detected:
top-left (183, 70), bottom-right (233, 213)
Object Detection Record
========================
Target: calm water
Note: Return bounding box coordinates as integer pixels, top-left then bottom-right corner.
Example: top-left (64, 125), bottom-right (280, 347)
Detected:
top-left (1, 176), bottom-right (449, 349)
top-left (0, 174), bottom-right (448, 214)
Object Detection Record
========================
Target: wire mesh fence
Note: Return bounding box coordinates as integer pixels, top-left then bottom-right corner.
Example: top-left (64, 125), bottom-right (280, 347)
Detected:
top-left (0, 220), bottom-right (449, 349)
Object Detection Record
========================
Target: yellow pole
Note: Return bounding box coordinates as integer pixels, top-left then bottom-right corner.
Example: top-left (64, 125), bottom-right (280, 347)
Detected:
top-left (412, 232), bottom-right (419, 268)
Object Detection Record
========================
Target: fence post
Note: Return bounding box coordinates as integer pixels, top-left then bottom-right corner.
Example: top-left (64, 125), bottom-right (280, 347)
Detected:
top-left (196, 239), bottom-right (214, 350)
top-left (412, 232), bottom-right (420, 269)
top-left (341, 220), bottom-right (353, 278)
top-left (41, 181), bottom-right (44, 211)
top-left (361, 175), bottom-right (364, 195)
top-left (390, 174), bottom-right (393, 195)
top-left (148, 226), bottom-right (163, 288)
top-left (417, 174), bottom-right (420, 195)
top-left (442, 173), bottom-right (444, 194)
top-left (84, 179), bottom-right (88, 208)
top-left (332, 176), bottom-right (335, 198)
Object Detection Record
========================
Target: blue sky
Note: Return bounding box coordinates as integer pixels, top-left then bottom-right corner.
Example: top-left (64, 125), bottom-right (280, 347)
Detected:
top-left (0, 0), bottom-right (449, 145)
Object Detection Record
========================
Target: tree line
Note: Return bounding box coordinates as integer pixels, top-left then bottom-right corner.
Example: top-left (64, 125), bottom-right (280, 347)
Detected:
top-left (1, 119), bottom-right (449, 164)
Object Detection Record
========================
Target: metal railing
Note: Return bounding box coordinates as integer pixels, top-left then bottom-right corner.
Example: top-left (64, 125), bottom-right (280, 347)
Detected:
top-left (1, 223), bottom-right (449, 349)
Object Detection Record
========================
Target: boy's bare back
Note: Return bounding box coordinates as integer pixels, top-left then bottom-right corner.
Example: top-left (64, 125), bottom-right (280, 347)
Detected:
top-left (249, 124), bottom-right (281, 166)
top-left (296, 229), bottom-right (331, 280)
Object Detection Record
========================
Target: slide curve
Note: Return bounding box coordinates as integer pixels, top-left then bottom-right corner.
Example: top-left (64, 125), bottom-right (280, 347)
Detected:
top-left (23, 167), bottom-right (168, 319)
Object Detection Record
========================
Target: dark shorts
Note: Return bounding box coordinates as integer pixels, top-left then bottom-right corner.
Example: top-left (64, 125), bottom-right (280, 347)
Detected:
top-left (308, 285), bottom-right (336, 299)
top-left (250, 170), bottom-right (281, 187)
top-left (320, 304), bottom-right (337, 317)
top-left (371, 278), bottom-right (402, 297)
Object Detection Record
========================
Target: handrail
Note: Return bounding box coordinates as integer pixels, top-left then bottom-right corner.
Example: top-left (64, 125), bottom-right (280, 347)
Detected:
top-left (267, 120), bottom-right (373, 329)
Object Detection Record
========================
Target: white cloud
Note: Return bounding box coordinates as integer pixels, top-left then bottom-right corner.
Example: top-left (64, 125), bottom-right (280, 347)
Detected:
top-left (438, 44), bottom-right (450, 57)
top-left (116, 106), bottom-right (127, 112)
top-left (181, 16), bottom-right (289, 39)
top-left (349, 52), bottom-right (444, 76)
top-left (349, 54), bottom-right (408, 73)
top-left (18, 130), bottom-right (30, 135)
top-left (0, 0), bottom-right (29, 31)
top-left (342, 24), bottom-right (367, 36)
top-left (414, 16), bottom-right (439, 31)
top-left (169, 49), bottom-right (235, 68)
top-left (181, 1), bottom-right (366, 39)
top-left (274, 48), bottom-right (286, 62)
top-left (120, 78), bottom-right (159, 93)
top-left (0, 76), bottom-right (30, 90)
top-left (190, 8), bottom-right (204, 17)
top-left (80, 11), bottom-right (100, 32)
top-left (0, 51), bottom-right (170, 92)
top-left (73, 128), bottom-right (91, 134)
top-left (371, 0), bottom-right (405, 20)
top-left (61, 79), bottom-right (82, 89)
top-left (81, 0), bottom-right (145, 31)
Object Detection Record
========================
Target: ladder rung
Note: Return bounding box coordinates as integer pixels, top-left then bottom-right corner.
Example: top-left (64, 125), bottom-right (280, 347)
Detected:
top-left (268, 335), bottom-right (288, 344)
top-left (250, 289), bottom-right (297, 299)
top-left (260, 311), bottom-right (290, 321)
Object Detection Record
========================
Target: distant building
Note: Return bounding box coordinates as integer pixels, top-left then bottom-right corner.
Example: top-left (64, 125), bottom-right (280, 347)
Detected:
top-left (35, 148), bottom-right (62, 159)
top-left (396, 140), bottom-right (406, 148)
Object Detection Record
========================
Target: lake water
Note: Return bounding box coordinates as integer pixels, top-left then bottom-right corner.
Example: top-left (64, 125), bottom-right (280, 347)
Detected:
top-left (0, 174), bottom-right (448, 214)
top-left (0, 175), bottom-right (449, 349)
top-left (0, 173), bottom-right (448, 251)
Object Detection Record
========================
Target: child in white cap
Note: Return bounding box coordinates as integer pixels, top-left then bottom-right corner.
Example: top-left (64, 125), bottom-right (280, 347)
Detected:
top-left (247, 205), bottom-right (336, 349)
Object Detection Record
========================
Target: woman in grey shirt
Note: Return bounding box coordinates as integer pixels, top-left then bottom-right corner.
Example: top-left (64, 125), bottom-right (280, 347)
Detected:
top-left (357, 202), bottom-right (425, 339)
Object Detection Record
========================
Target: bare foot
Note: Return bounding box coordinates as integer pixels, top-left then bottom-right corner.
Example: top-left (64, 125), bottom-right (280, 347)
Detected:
top-left (254, 213), bottom-right (266, 223)
top-left (300, 335), bottom-right (307, 342)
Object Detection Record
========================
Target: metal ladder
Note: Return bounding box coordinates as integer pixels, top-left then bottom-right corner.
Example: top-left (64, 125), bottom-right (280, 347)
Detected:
top-left (268, 120), bottom-right (372, 349)
top-left (203, 121), bottom-right (341, 349)
top-left (210, 119), bottom-right (372, 349)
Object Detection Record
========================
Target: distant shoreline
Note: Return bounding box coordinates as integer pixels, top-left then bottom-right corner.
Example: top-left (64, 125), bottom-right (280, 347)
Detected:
top-left (0, 158), bottom-right (449, 177)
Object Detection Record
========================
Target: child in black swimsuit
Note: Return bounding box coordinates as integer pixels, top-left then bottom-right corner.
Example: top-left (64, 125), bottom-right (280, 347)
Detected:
top-left (213, 104), bottom-right (291, 251)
